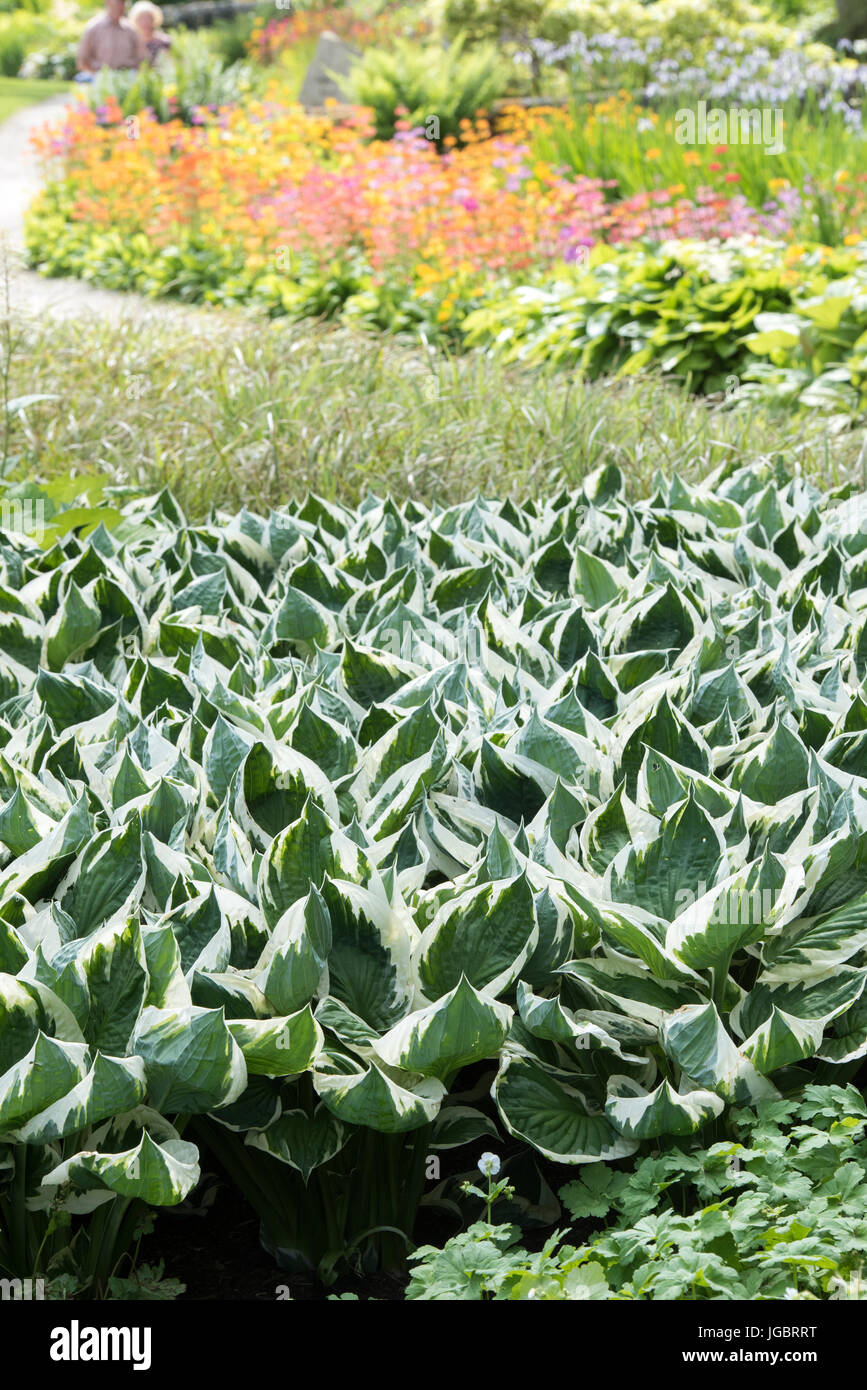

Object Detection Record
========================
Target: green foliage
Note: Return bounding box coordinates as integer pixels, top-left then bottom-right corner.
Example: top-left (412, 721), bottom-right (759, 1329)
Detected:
top-left (0, 0), bottom-right (51, 15)
top-left (0, 12), bottom-right (53, 76)
top-left (343, 35), bottom-right (506, 142)
top-left (569, 1085), bottom-right (867, 1299)
top-left (2, 461), bottom-right (867, 1287)
top-left (462, 240), bottom-right (867, 411)
top-left (442, 0), bottom-right (821, 56)
top-left (407, 1221), bottom-right (611, 1299)
top-left (409, 1085), bottom-right (867, 1298)
top-left (18, 43), bottom-right (76, 80)
top-left (206, 12), bottom-right (258, 67)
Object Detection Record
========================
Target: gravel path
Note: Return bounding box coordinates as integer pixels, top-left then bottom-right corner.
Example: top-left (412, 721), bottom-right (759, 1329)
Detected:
top-left (1, 94), bottom-right (227, 325)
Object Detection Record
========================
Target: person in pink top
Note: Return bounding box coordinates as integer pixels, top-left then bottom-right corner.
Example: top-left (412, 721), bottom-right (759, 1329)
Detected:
top-left (130, 2), bottom-right (172, 65)
top-left (76, 0), bottom-right (145, 75)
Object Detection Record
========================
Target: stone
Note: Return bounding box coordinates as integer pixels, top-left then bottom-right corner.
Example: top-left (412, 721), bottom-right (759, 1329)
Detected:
top-left (298, 32), bottom-right (360, 110)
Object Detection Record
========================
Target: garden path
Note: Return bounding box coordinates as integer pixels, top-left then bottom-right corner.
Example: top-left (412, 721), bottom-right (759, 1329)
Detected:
top-left (0, 94), bottom-right (227, 325)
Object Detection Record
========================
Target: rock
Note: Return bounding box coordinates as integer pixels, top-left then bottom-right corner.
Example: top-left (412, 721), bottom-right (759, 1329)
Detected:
top-left (298, 32), bottom-right (360, 110)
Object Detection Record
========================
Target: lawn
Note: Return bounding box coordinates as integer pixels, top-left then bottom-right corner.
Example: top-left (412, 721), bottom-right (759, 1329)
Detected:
top-left (0, 75), bottom-right (70, 123)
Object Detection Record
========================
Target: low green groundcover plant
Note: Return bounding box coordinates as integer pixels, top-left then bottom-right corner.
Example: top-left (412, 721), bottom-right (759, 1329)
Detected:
top-left (407, 1085), bottom-right (867, 1299)
top-left (462, 239), bottom-right (867, 412)
top-left (4, 459), bottom-right (867, 1288)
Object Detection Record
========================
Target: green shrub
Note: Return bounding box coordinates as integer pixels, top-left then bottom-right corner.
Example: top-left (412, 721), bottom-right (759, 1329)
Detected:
top-left (342, 34), bottom-right (506, 142)
top-left (0, 0), bottom-right (51, 14)
top-left (0, 12), bottom-right (52, 76)
top-left (461, 240), bottom-right (867, 411)
top-left (206, 11), bottom-right (257, 67)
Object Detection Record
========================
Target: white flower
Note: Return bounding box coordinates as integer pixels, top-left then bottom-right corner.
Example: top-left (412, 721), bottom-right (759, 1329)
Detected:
top-left (478, 1152), bottom-right (501, 1178)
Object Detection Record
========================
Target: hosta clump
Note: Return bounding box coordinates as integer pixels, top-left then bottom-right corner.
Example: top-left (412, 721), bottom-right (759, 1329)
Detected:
top-left (2, 461), bottom-right (867, 1279)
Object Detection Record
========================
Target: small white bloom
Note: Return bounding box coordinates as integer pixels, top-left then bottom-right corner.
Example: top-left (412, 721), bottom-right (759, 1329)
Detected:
top-left (478, 1152), bottom-right (501, 1178)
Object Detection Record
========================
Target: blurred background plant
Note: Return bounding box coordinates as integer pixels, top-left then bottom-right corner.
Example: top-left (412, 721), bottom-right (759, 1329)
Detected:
top-left (84, 29), bottom-right (260, 122)
top-left (341, 34), bottom-right (505, 143)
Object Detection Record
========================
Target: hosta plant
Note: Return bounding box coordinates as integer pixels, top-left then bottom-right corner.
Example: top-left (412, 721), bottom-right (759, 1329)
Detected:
top-left (3, 461), bottom-right (867, 1282)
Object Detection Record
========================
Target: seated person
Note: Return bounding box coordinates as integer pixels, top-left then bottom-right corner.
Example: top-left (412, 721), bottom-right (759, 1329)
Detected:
top-left (130, 1), bottom-right (171, 65)
top-left (76, 0), bottom-right (145, 74)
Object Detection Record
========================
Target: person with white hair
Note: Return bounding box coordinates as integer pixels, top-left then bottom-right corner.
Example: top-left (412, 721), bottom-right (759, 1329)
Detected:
top-left (129, 0), bottom-right (171, 64)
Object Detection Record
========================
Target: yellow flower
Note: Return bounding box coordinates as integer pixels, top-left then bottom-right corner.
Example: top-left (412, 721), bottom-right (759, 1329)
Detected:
top-left (844, 233), bottom-right (861, 246)
top-left (645, 147), bottom-right (662, 160)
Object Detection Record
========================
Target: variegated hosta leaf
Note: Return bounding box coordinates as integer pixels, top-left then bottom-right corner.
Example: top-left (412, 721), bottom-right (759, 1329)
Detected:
top-left (42, 1130), bottom-right (200, 1206)
top-left (257, 797), bottom-right (362, 929)
top-left (374, 975), bottom-right (512, 1081)
top-left (313, 1056), bottom-right (445, 1132)
top-left (59, 816), bottom-right (145, 935)
top-left (429, 1104), bottom-right (500, 1150)
top-left (739, 1007), bottom-right (825, 1074)
top-left (227, 1005), bottom-right (323, 1076)
top-left (10, 1053), bottom-right (147, 1143)
top-left (0, 1033), bottom-right (90, 1131)
top-left (605, 1076), bottom-right (724, 1139)
top-left (516, 980), bottom-right (643, 1063)
top-left (245, 1105), bottom-right (345, 1181)
top-left (558, 958), bottom-right (707, 1025)
top-left (762, 889), bottom-right (867, 982)
top-left (255, 885), bottom-right (331, 1015)
top-left (661, 1003), bottom-right (779, 1104)
top-left (415, 874), bottom-right (539, 1000)
top-left (494, 1053), bottom-right (638, 1164)
top-left (131, 1005), bottom-right (247, 1113)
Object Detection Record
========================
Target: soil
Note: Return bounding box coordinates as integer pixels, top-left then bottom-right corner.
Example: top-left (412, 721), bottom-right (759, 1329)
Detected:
top-left (137, 1167), bottom-right (412, 1302)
